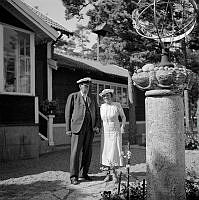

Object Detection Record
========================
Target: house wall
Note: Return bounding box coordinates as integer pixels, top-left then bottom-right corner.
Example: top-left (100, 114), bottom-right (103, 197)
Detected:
top-left (0, 95), bottom-right (35, 125)
top-left (0, 6), bottom-right (44, 160)
top-left (0, 93), bottom-right (39, 161)
top-left (0, 125), bottom-right (39, 161)
top-left (35, 44), bottom-right (48, 104)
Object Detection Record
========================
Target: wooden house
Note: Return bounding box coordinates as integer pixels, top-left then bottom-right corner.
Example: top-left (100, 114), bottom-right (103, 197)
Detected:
top-left (0, 0), bottom-right (71, 160)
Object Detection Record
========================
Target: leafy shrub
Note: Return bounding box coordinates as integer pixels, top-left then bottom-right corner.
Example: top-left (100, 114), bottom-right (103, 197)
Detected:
top-left (100, 180), bottom-right (146, 200)
top-left (100, 179), bottom-right (199, 200)
top-left (185, 179), bottom-right (199, 200)
top-left (185, 132), bottom-right (199, 150)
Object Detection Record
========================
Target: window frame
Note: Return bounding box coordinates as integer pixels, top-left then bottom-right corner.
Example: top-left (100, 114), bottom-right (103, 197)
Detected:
top-left (91, 79), bottom-right (129, 108)
top-left (0, 23), bottom-right (35, 96)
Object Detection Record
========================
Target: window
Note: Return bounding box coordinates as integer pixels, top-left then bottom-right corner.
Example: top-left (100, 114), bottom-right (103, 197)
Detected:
top-left (0, 24), bottom-right (34, 95)
top-left (91, 79), bottom-right (128, 108)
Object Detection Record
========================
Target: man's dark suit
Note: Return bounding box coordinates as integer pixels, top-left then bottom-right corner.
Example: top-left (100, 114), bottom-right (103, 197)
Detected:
top-left (65, 91), bottom-right (100, 179)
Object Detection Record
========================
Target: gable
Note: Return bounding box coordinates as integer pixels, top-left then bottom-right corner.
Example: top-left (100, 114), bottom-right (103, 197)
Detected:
top-left (0, 0), bottom-right (59, 42)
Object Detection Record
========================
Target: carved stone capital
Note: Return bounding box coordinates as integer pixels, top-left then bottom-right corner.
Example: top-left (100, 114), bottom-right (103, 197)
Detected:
top-left (132, 63), bottom-right (196, 94)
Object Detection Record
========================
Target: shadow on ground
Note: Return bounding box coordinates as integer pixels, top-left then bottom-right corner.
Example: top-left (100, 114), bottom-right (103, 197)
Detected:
top-left (0, 150), bottom-right (71, 180)
top-left (0, 143), bottom-right (146, 181)
top-left (0, 143), bottom-right (102, 180)
top-left (0, 180), bottom-right (66, 199)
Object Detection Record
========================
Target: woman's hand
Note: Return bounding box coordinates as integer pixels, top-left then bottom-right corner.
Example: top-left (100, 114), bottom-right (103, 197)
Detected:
top-left (121, 125), bottom-right (125, 134)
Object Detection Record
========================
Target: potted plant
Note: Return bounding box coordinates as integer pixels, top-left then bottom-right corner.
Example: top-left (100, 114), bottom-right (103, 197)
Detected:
top-left (40, 99), bottom-right (58, 115)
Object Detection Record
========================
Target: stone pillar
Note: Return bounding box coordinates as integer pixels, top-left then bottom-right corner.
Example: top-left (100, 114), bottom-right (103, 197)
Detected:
top-left (145, 90), bottom-right (185, 200)
top-left (132, 61), bottom-right (195, 200)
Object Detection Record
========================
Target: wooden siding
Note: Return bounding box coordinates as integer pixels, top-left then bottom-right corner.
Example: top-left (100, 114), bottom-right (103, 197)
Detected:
top-left (0, 95), bottom-right (35, 125)
top-left (53, 67), bottom-right (128, 123)
top-left (0, 125), bottom-right (39, 161)
top-left (52, 67), bottom-right (145, 123)
top-left (35, 44), bottom-right (48, 105)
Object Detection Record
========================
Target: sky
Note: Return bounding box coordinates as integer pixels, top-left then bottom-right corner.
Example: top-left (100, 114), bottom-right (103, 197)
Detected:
top-left (23, 0), bottom-right (97, 48)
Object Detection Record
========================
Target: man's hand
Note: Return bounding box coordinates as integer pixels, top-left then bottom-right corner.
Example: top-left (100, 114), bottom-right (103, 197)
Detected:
top-left (93, 127), bottom-right (100, 134)
top-left (66, 131), bottom-right (72, 136)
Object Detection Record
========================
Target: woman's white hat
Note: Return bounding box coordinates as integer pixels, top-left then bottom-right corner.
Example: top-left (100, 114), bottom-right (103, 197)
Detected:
top-left (99, 89), bottom-right (114, 97)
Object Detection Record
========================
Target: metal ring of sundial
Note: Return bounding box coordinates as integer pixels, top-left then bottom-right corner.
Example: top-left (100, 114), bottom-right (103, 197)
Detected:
top-left (132, 0), bottom-right (198, 43)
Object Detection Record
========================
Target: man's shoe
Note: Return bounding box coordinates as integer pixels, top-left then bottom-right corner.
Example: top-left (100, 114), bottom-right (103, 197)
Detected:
top-left (70, 177), bottom-right (78, 185)
top-left (79, 175), bottom-right (92, 181)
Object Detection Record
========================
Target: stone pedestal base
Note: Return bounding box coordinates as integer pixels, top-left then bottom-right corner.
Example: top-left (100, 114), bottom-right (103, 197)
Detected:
top-left (145, 90), bottom-right (185, 200)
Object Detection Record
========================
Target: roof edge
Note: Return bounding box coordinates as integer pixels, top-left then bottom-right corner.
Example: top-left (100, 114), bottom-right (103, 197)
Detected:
top-left (7, 0), bottom-right (59, 40)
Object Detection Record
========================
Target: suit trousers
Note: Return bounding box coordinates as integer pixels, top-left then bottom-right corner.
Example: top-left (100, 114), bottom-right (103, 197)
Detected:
top-left (70, 112), bottom-right (94, 179)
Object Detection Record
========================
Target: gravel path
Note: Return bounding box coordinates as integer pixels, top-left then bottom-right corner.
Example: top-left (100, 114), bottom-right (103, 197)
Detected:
top-left (1, 143), bottom-right (199, 200)
top-left (0, 143), bottom-right (146, 200)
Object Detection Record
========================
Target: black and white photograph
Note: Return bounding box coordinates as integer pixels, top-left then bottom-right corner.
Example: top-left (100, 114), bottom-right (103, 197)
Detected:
top-left (1, 0), bottom-right (199, 199)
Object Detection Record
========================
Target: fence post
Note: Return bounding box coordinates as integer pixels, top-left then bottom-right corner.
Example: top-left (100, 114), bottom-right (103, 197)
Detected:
top-left (47, 114), bottom-right (55, 146)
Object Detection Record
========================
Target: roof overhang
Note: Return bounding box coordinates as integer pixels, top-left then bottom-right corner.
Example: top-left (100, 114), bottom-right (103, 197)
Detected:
top-left (54, 50), bottom-right (128, 79)
top-left (1, 0), bottom-right (59, 42)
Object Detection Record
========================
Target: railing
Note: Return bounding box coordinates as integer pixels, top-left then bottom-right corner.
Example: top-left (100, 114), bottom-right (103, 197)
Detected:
top-left (38, 132), bottom-right (48, 141)
top-left (39, 111), bottom-right (55, 146)
top-left (39, 111), bottom-right (48, 121)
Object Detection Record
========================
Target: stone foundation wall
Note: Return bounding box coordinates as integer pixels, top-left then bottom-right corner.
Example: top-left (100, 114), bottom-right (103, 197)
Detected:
top-left (0, 125), bottom-right (39, 161)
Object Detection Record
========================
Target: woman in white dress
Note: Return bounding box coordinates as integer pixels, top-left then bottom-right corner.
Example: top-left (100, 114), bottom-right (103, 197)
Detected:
top-left (99, 89), bottom-right (126, 182)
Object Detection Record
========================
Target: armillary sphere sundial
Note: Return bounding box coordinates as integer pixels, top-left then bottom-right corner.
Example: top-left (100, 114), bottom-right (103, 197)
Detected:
top-left (132, 0), bottom-right (197, 43)
top-left (132, 0), bottom-right (198, 91)
top-left (131, 1), bottom-right (198, 200)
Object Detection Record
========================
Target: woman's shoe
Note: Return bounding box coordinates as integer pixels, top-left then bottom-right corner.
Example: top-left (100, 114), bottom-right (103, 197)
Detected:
top-left (112, 171), bottom-right (118, 184)
top-left (104, 174), bottom-right (111, 182)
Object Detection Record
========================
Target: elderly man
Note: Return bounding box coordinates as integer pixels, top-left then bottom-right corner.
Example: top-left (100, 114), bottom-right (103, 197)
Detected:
top-left (65, 77), bottom-right (101, 185)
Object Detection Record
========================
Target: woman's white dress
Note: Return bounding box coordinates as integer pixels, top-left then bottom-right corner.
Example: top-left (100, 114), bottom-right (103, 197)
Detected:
top-left (100, 102), bottom-right (125, 167)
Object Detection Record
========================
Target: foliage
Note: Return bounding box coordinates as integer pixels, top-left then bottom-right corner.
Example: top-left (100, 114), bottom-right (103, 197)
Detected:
top-left (73, 24), bottom-right (91, 56)
top-left (62, 0), bottom-right (160, 71)
top-left (100, 178), bottom-right (199, 200)
top-left (186, 179), bottom-right (199, 200)
top-left (100, 180), bottom-right (146, 200)
top-left (61, 0), bottom-right (199, 71)
top-left (54, 38), bottom-right (77, 55)
top-left (40, 99), bottom-right (58, 115)
top-left (186, 166), bottom-right (199, 200)
top-left (54, 24), bottom-right (98, 58)
top-left (185, 132), bottom-right (199, 150)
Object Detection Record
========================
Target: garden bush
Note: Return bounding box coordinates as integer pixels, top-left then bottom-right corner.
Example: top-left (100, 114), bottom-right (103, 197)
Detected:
top-left (100, 179), bottom-right (199, 200)
top-left (185, 132), bottom-right (199, 150)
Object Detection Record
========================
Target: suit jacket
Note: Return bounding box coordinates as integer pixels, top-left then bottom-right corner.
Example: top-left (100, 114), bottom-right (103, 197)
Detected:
top-left (65, 91), bottom-right (101, 134)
